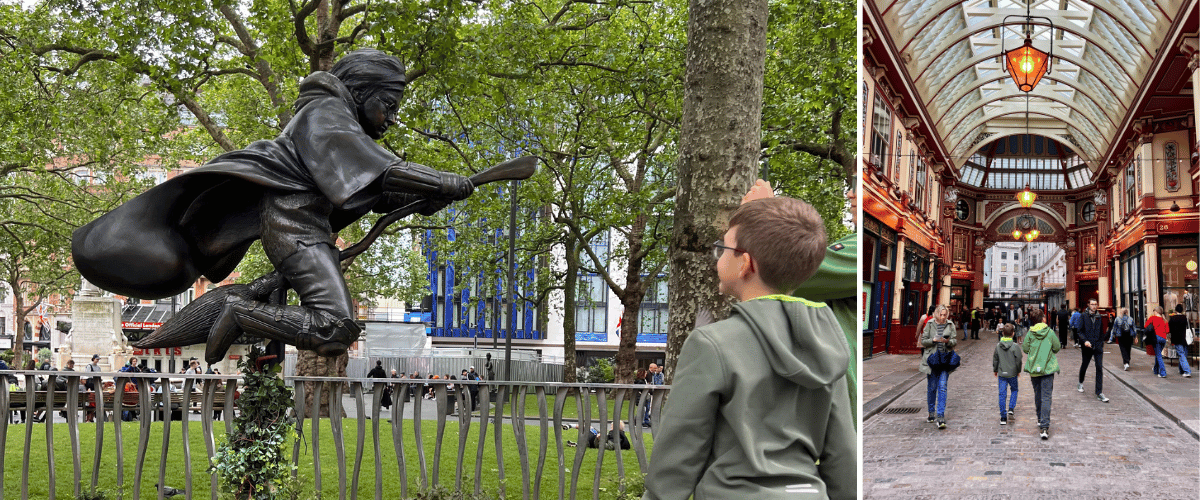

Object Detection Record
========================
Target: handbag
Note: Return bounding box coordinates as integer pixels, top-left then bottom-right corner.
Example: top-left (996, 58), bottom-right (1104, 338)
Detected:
top-left (1187, 327), bottom-right (1194, 345)
top-left (927, 347), bottom-right (961, 373)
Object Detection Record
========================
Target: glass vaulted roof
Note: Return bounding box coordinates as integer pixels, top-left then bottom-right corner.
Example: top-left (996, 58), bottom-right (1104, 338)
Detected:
top-left (959, 134), bottom-right (1091, 189)
top-left (871, 0), bottom-right (1188, 186)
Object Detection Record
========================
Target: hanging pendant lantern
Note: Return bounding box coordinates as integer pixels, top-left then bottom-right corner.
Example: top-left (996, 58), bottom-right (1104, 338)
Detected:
top-left (1005, 40), bottom-right (1049, 92)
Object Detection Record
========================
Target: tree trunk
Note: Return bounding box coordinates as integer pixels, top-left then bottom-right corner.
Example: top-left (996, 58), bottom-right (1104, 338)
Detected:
top-left (665, 0), bottom-right (767, 384)
top-left (562, 237), bottom-right (579, 384)
top-left (11, 285), bottom-right (26, 369)
top-left (615, 289), bottom-right (645, 384)
top-left (297, 350), bottom-right (347, 417)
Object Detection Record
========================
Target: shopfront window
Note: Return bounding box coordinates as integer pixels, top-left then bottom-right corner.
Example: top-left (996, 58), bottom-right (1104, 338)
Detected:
top-left (1120, 244), bottom-right (1145, 325)
top-left (1159, 244), bottom-right (1198, 325)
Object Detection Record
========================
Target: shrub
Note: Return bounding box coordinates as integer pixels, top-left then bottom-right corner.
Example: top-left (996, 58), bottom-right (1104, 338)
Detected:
top-left (211, 347), bottom-right (297, 500)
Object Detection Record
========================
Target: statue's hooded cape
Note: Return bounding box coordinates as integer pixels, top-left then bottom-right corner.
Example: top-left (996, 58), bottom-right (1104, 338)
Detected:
top-left (72, 72), bottom-right (397, 299)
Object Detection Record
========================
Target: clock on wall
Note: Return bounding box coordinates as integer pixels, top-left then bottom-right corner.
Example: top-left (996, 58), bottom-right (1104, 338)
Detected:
top-left (955, 199), bottom-right (970, 221)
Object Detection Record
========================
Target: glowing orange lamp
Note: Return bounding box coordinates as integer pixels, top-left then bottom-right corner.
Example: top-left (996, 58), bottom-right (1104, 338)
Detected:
top-left (1016, 183), bottom-right (1037, 208)
top-left (1005, 40), bottom-right (1049, 92)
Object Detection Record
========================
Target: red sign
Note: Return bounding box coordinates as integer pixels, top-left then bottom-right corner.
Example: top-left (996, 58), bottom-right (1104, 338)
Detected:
top-left (122, 322), bottom-right (163, 330)
top-left (130, 347), bottom-right (182, 357)
top-left (228, 355), bottom-right (241, 360)
top-left (909, 282), bottom-right (932, 292)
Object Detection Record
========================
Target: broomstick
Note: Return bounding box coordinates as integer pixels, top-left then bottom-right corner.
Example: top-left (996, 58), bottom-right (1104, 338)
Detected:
top-left (132, 157), bottom-right (537, 352)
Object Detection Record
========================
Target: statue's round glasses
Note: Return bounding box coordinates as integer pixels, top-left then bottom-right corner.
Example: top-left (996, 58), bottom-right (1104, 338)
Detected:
top-left (711, 241), bottom-right (748, 260)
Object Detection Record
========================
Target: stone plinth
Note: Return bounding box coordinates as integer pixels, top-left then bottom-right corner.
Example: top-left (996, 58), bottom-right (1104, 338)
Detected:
top-left (69, 295), bottom-right (126, 372)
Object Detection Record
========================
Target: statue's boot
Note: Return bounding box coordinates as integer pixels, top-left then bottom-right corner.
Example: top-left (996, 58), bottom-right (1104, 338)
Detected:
top-left (205, 295), bottom-right (360, 364)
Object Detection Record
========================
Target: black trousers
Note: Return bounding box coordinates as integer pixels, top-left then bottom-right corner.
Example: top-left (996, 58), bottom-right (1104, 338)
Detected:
top-left (1117, 335), bottom-right (1134, 365)
top-left (1079, 344), bottom-right (1103, 395)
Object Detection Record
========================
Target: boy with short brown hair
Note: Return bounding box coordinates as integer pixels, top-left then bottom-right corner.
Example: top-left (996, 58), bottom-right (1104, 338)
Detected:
top-left (643, 197), bottom-right (855, 500)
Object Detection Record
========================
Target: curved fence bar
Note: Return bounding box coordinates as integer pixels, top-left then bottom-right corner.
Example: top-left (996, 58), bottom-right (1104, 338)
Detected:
top-left (46, 374), bottom-right (57, 500)
top-left (411, 383), bottom-right (427, 489)
top-left (512, 385), bottom-right (531, 500)
top-left (612, 388), bottom-right (626, 497)
top-left (492, 385), bottom-right (507, 490)
top-left (391, 383), bottom-right (408, 499)
top-left (290, 380), bottom-right (306, 484)
top-left (553, 387), bottom-right (567, 500)
top-left (432, 384), bottom-right (447, 487)
top-left (180, 377), bottom-right (196, 500)
top-left (351, 381), bottom-right (365, 500)
top-left (157, 375), bottom-right (172, 500)
top-left (311, 380), bottom-right (324, 494)
top-left (330, 381), bottom-right (347, 500)
top-left (134, 378), bottom-right (153, 500)
top-left (592, 387), bottom-right (607, 500)
top-left (0, 370), bottom-right (671, 500)
top-left (66, 375), bottom-right (81, 500)
top-left (473, 384), bottom-right (491, 496)
top-left (568, 387), bottom-right (587, 500)
top-left (454, 386), bottom-right (471, 493)
top-left (371, 383), bottom-right (384, 500)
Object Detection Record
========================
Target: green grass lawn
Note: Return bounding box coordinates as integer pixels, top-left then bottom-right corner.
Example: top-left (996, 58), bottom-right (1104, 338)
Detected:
top-left (2, 417), bottom-right (654, 499)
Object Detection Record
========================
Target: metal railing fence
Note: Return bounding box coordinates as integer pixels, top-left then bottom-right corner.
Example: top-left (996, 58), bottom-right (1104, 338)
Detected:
top-left (0, 370), bottom-right (667, 500)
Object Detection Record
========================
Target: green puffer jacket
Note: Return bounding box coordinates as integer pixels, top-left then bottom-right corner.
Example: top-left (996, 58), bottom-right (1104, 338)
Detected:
top-left (1022, 322), bottom-right (1060, 377)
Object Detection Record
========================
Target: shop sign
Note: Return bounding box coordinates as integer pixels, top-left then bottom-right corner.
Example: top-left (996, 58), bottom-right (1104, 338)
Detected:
top-left (131, 347), bottom-right (183, 357)
top-left (122, 321), bottom-right (163, 330)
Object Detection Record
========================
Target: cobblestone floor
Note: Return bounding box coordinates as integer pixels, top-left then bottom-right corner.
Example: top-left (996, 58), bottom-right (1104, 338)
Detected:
top-left (863, 338), bottom-right (1200, 499)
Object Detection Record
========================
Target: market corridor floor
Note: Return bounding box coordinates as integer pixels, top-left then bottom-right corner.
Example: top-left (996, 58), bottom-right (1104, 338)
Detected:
top-left (863, 336), bottom-right (1200, 499)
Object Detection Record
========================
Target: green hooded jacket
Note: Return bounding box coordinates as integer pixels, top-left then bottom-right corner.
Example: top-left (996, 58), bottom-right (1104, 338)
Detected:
top-left (642, 297), bottom-right (855, 500)
top-left (1022, 322), bottom-right (1060, 377)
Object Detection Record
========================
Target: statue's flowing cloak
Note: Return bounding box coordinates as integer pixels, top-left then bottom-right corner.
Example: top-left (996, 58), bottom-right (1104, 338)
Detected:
top-left (72, 72), bottom-right (397, 299)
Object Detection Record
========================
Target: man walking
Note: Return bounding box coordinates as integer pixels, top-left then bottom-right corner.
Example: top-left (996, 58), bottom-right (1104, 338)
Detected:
top-left (1056, 302), bottom-right (1071, 348)
top-left (1076, 298), bottom-right (1109, 402)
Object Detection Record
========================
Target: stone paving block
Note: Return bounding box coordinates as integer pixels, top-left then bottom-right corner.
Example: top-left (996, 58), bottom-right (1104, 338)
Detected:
top-left (864, 338), bottom-right (1200, 499)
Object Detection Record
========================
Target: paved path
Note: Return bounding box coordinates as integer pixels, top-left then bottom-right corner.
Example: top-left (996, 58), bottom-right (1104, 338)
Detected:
top-left (863, 334), bottom-right (1200, 499)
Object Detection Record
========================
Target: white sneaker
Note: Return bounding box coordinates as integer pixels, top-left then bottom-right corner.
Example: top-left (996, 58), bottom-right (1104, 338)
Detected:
top-left (1184, 373), bottom-right (1192, 378)
top-left (1123, 364), bottom-right (1129, 371)
top-left (1077, 383), bottom-right (1084, 392)
top-left (1040, 429), bottom-right (1049, 440)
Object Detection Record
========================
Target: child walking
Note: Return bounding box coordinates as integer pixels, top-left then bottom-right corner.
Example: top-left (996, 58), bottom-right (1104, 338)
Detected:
top-left (993, 323), bottom-right (1023, 425)
top-left (1022, 308), bottom-right (1060, 439)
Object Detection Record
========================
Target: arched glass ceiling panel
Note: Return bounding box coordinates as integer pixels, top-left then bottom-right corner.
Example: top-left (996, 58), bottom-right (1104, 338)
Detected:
top-left (1068, 166), bottom-right (1091, 187)
top-left (873, 0), bottom-right (1184, 185)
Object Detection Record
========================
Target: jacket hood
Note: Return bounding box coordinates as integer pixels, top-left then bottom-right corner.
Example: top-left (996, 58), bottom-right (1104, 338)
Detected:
top-left (998, 338), bottom-right (1015, 350)
top-left (1026, 322), bottom-right (1051, 340)
top-left (732, 297), bottom-right (849, 389)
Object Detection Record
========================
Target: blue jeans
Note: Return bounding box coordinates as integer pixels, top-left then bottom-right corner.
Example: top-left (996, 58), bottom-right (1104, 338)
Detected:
top-left (1153, 336), bottom-right (1167, 376)
top-left (926, 371), bottom-right (949, 417)
top-left (1030, 374), bottom-right (1054, 429)
top-left (998, 376), bottom-right (1018, 417)
top-left (1175, 344), bottom-right (1192, 375)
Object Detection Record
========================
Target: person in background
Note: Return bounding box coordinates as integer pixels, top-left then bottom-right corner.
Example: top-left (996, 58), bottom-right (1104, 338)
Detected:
top-left (1023, 308), bottom-right (1059, 440)
top-left (1167, 304), bottom-right (1192, 378)
top-left (1076, 298), bottom-right (1109, 403)
top-left (1109, 307), bottom-right (1136, 371)
top-left (993, 323), bottom-right (1023, 426)
top-left (919, 304), bottom-right (957, 429)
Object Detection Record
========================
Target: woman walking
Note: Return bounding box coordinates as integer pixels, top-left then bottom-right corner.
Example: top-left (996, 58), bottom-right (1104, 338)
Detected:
top-left (919, 304), bottom-right (957, 429)
top-left (1109, 307), bottom-right (1136, 370)
top-left (1146, 307), bottom-right (1170, 378)
top-left (1023, 308), bottom-right (1059, 440)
